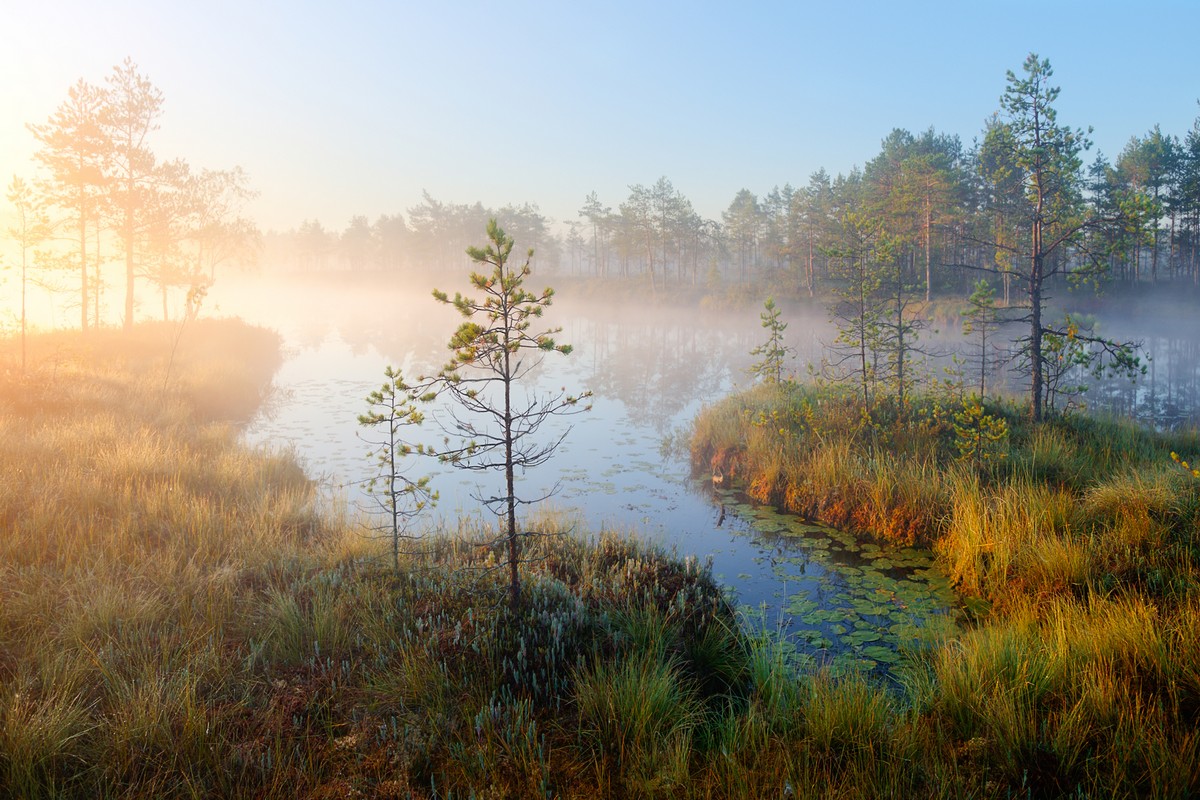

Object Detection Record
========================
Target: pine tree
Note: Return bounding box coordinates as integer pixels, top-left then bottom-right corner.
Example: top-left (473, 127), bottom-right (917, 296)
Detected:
top-left (5, 176), bottom-right (51, 372)
top-left (748, 297), bottom-right (793, 384)
top-left (358, 366), bottom-right (436, 572)
top-left (431, 220), bottom-right (590, 611)
top-left (28, 78), bottom-right (109, 332)
top-left (993, 53), bottom-right (1142, 420)
top-left (962, 279), bottom-right (1003, 399)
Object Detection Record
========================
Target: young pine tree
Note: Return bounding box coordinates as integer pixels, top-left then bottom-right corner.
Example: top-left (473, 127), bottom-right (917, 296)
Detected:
top-left (431, 220), bottom-right (590, 612)
top-left (962, 278), bottom-right (1003, 400)
top-left (358, 366), bottom-right (436, 571)
top-left (748, 296), bottom-right (794, 384)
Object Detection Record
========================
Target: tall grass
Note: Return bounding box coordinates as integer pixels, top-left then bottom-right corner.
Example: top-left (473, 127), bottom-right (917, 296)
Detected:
top-left (904, 596), bottom-right (1200, 797)
top-left (574, 651), bottom-right (700, 795)
top-left (692, 380), bottom-right (1200, 797)
top-left (0, 322), bottom-right (761, 797)
top-left (693, 382), bottom-right (1200, 605)
top-left (4, 322), bottom-right (1198, 797)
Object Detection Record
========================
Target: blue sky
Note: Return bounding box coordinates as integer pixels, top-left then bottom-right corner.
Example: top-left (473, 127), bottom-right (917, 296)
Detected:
top-left (3, 1), bottom-right (1198, 232)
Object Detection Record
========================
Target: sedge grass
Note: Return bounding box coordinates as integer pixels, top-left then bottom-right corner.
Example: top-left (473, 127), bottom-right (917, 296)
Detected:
top-left (692, 381), bottom-right (1200, 797)
top-left (4, 322), bottom-right (1199, 797)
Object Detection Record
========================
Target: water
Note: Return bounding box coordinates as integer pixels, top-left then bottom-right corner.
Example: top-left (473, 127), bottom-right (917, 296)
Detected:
top-left (210, 273), bottom-right (1198, 676)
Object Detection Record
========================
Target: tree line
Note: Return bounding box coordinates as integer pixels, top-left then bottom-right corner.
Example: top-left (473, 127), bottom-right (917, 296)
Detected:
top-left (263, 54), bottom-right (1192, 422)
top-left (5, 58), bottom-right (259, 335)
top-left (13, 54), bottom-right (1200, 314)
top-left (7, 54), bottom-right (1198, 428)
top-left (808, 55), bottom-right (1151, 422)
top-left (267, 194), bottom-right (559, 276)
top-left (272, 81), bottom-right (1200, 302)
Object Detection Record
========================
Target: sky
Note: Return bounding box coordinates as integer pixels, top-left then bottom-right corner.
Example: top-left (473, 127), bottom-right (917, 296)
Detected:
top-left (3, 1), bottom-right (1199, 234)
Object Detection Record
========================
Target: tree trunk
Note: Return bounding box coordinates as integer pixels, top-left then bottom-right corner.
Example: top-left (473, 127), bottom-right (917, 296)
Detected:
top-left (79, 204), bottom-right (89, 333)
top-left (1152, 187), bottom-right (1160, 283)
top-left (503, 315), bottom-right (520, 613)
top-left (806, 232), bottom-right (815, 297)
top-left (1030, 241), bottom-right (1044, 422)
top-left (94, 224), bottom-right (102, 328)
top-left (124, 198), bottom-right (135, 331)
top-left (20, 241), bottom-right (27, 374)
top-left (924, 199), bottom-right (933, 302)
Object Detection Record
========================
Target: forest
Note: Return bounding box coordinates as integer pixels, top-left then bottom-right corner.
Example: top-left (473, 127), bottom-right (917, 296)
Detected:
top-left (8, 58), bottom-right (1200, 330)
top-left (266, 79), bottom-right (1200, 306)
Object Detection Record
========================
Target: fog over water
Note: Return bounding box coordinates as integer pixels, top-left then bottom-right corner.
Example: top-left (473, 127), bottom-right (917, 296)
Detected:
top-left (214, 272), bottom-right (806, 533)
top-left (208, 271), bottom-right (1199, 675)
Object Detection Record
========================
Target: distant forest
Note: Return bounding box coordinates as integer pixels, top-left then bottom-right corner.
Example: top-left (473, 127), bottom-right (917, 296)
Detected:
top-left (8, 56), bottom-right (1200, 337)
top-left (270, 109), bottom-right (1200, 301)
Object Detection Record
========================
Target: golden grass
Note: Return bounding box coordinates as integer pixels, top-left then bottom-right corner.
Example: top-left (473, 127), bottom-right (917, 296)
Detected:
top-left (3, 322), bottom-right (1198, 798)
top-left (0, 321), bottom-right (346, 797)
top-left (690, 382), bottom-right (1200, 797)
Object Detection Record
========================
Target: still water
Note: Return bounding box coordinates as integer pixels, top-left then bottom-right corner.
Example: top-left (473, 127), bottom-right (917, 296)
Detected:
top-left (212, 274), bottom-right (1198, 677)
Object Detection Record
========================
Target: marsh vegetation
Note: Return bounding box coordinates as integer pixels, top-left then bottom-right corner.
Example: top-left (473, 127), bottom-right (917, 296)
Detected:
top-left (3, 297), bottom-right (1199, 798)
top-left (3, 48), bottom-right (1200, 800)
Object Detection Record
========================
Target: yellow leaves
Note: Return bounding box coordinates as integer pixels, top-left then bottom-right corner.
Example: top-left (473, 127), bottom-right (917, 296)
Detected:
top-left (1170, 451), bottom-right (1200, 480)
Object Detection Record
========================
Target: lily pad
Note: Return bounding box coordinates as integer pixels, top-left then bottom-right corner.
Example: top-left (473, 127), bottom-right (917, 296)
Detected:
top-left (860, 645), bottom-right (900, 663)
top-left (844, 630), bottom-right (882, 645)
top-left (788, 598), bottom-right (820, 618)
top-left (800, 631), bottom-right (833, 649)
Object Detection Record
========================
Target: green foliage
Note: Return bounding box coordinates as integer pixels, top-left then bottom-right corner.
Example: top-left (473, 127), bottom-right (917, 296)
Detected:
top-left (747, 296), bottom-right (793, 384)
top-left (357, 365), bottom-right (435, 571)
top-left (961, 279), bottom-right (1001, 399)
top-left (989, 54), bottom-right (1147, 422)
top-left (823, 208), bottom-right (886, 411)
top-left (1040, 313), bottom-right (1145, 414)
top-left (573, 652), bottom-right (699, 794)
top-left (432, 219), bottom-right (590, 611)
top-left (951, 398), bottom-right (1010, 466)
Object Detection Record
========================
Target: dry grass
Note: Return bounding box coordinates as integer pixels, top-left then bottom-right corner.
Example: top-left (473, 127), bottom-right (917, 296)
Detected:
top-left (3, 322), bottom-right (1198, 798)
top-left (692, 381), bottom-right (1200, 798)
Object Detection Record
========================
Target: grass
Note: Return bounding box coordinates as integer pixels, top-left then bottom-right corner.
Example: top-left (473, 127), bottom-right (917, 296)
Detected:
top-left (0, 321), bottom-right (756, 798)
top-left (692, 380), bottom-right (1200, 798)
top-left (692, 382), bottom-right (1200, 602)
top-left (3, 322), bottom-right (1199, 798)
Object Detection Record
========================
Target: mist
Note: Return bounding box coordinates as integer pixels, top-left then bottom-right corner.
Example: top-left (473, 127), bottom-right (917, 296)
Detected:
top-left (4, 17), bottom-right (1200, 793)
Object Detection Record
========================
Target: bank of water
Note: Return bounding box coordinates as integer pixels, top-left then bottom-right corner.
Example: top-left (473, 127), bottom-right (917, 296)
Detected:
top-left (218, 276), bottom-right (961, 679)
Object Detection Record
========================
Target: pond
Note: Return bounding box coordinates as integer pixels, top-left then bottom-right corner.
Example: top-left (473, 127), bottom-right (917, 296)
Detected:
top-left (210, 273), bottom-right (1197, 679)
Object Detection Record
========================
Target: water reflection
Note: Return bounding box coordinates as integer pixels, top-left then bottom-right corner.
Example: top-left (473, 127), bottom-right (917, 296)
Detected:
top-left (1087, 330), bottom-right (1200, 430)
top-left (212, 274), bottom-right (1197, 678)
top-left (218, 276), bottom-right (958, 675)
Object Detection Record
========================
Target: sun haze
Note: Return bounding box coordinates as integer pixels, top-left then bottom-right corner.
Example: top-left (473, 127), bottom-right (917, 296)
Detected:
top-left (2, 1), bottom-right (1198, 235)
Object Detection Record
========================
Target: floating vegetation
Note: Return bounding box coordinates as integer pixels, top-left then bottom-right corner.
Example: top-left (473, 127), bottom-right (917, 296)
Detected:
top-left (717, 490), bottom-right (961, 681)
